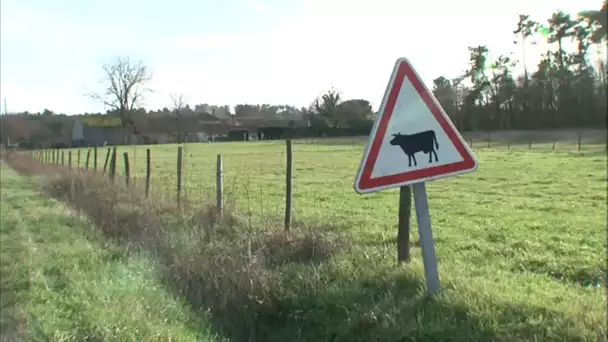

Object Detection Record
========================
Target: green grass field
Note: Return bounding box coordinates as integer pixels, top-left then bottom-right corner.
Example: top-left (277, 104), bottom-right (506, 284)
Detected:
top-left (13, 141), bottom-right (608, 340)
top-left (0, 167), bottom-right (222, 341)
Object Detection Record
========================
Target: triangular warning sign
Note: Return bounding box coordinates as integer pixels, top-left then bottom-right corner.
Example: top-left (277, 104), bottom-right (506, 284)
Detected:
top-left (354, 57), bottom-right (478, 194)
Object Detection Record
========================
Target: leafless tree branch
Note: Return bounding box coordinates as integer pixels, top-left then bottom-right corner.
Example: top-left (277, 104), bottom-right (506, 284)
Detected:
top-left (170, 93), bottom-right (186, 117)
top-left (85, 56), bottom-right (152, 143)
top-left (170, 93), bottom-right (186, 143)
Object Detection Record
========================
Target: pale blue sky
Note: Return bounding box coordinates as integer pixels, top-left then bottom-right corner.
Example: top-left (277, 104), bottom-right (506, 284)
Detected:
top-left (1, 0), bottom-right (604, 114)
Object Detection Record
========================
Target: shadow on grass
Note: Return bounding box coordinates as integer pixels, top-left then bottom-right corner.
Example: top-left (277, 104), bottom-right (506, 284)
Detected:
top-left (511, 259), bottom-right (605, 289)
top-left (3, 153), bottom-right (601, 342)
top-left (244, 272), bottom-right (595, 342)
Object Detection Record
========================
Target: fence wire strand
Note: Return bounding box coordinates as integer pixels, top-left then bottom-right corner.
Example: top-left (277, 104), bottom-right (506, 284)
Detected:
top-left (28, 130), bottom-right (607, 226)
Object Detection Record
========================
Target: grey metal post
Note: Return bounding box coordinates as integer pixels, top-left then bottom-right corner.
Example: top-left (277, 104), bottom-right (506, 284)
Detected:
top-left (412, 182), bottom-right (440, 295)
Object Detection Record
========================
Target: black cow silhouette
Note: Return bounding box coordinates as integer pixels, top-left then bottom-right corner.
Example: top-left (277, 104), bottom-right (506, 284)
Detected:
top-left (389, 130), bottom-right (439, 167)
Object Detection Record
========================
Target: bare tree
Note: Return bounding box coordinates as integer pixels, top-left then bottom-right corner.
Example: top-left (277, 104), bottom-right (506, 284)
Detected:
top-left (88, 57), bottom-right (152, 143)
top-left (170, 93), bottom-right (186, 143)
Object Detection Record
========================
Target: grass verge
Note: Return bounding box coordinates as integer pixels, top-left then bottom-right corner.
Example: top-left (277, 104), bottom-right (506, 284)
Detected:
top-left (0, 165), bottom-right (220, 341)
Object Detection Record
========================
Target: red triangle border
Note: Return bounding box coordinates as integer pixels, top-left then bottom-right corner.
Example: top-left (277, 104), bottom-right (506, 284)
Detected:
top-left (357, 59), bottom-right (476, 191)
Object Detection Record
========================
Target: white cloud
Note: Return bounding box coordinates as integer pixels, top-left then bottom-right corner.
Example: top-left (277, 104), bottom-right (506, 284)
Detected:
top-left (1, 83), bottom-right (94, 114)
top-left (148, 0), bottom-right (516, 109)
top-left (153, 32), bottom-right (254, 51)
top-left (244, 0), bottom-right (278, 19)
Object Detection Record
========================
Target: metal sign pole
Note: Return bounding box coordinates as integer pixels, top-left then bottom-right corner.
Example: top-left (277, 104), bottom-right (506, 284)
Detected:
top-left (412, 182), bottom-right (440, 295)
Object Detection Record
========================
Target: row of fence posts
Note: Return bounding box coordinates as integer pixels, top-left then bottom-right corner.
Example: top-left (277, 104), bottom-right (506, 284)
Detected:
top-left (37, 146), bottom-right (156, 203)
top-left (30, 140), bottom-right (296, 231)
top-left (469, 133), bottom-right (586, 151)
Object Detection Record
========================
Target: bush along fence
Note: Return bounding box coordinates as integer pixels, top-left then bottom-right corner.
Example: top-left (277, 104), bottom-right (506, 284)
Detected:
top-left (23, 141), bottom-right (298, 234)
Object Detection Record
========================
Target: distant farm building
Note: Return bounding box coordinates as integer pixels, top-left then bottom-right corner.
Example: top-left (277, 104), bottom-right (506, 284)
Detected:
top-left (70, 113), bottom-right (310, 146)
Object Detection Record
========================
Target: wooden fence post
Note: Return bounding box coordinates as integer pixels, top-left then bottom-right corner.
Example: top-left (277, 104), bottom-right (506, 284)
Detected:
top-left (176, 146), bottom-right (183, 206)
top-left (77, 150), bottom-right (81, 170)
top-left (123, 152), bottom-right (130, 187)
top-left (109, 147), bottom-right (117, 181)
top-left (216, 154), bottom-right (223, 217)
top-left (94, 147), bottom-right (98, 171)
top-left (285, 140), bottom-right (293, 232)
top-left (61, 151), bottom-right (65, 165)
top-left (85, 150), bottom-right (91, 170)
top-left (145, 148), bottom-right (151, 198)
top-left (398, 186), bottom-right (412, 263)
top-left (68, 151), bottom-right (72, 170)
top-left (577, 133), bottom-right (582, 151)
top-left (103, 148), bottom-right (111, 174)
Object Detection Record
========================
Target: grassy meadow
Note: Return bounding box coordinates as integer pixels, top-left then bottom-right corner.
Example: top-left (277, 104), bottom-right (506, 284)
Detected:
top-left (9, 139), bottom-right (608, 341)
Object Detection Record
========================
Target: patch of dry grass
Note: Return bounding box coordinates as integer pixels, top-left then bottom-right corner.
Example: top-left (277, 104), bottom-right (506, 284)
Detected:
top-left (4, 152), bottom-right (345, 340)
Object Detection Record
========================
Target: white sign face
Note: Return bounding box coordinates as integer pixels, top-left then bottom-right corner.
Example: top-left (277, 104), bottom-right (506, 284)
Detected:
top-left (354, 57), bottom-right (478, 194)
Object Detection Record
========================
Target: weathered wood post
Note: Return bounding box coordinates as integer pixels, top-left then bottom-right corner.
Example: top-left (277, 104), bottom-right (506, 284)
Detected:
top-left (285, 140), bottom-right (293, 232)
top-left (398, 186), bottom-right (412, 263)
top-left (93, 147), bottom-right (98, 171)
top-left (123, 152), bottom-right (130, 186)
top-left (216, 154), bottom-right (223, 217)
top-left (145, 148), bottom-right (151, 198)
top-left (176, 146), bottom-right (183, 206)
top-left (85, 150), bottom-right (91, 169)
top-left (103, 148), bottom-right (111, 174)
top-left (109, 147), bottom-right (117, 181)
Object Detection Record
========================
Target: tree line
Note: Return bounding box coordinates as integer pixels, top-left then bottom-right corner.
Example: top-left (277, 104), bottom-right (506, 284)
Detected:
top-left (2, 2), bottom-right (606, 146)
top-left (433, 2), bottom-right (607, 131)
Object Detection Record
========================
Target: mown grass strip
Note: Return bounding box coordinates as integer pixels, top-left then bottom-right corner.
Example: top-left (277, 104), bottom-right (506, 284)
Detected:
top-left (0, 166), bottom-right (221, 341)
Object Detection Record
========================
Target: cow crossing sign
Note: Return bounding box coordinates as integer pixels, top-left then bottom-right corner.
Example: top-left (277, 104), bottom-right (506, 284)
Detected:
top-left (354, 57), bottom-right (478, 194)
top-left (353, 57), bottom-right (479, 296)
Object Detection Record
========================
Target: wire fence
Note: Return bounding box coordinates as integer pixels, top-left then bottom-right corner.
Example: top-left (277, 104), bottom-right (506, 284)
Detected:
top-left (292, 129), bottom-right (607, 151)
top-left (19, 128), bottom-right (608, 230)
